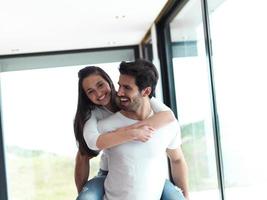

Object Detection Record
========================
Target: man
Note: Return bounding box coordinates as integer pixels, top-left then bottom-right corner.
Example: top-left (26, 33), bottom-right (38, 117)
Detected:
top-left (97, 59), bottom-right (189, 200)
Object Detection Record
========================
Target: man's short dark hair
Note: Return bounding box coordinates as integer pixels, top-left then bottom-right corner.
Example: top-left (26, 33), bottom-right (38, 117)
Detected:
top-left (119, 59), bottom-right (159, 98)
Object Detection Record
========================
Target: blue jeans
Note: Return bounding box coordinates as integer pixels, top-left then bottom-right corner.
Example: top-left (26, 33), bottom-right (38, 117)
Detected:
top-left (161, 179), bottom-right (185, 200)
top-left (76, 170), bottom-right (185, 200)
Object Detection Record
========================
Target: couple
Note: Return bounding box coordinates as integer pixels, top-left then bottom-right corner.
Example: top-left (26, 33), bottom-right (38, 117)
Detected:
top-left (74, 59), bottom-right (189, 200)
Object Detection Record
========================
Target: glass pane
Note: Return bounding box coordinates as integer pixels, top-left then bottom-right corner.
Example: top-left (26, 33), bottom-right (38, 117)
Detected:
top-left (169, 0), bottom-right (220, 199)
top-left (143, 38), bottom-right (153, 62)
top-left (1, 63), bottom-right (120, 200)
top-left (208, 0), bottom-right (267, 199)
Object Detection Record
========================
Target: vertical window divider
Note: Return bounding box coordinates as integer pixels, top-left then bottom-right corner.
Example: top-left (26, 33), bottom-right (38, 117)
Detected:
top-left (0, 84), bottom-right (8, 200)
top-left (201, 0), bottom-right (225, 199)
top-left (156, 0), bottom-right (189, 184)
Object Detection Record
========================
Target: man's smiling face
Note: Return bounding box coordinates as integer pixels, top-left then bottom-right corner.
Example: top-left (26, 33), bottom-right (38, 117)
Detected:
top-left (117, 74), bottom-right (143, 112)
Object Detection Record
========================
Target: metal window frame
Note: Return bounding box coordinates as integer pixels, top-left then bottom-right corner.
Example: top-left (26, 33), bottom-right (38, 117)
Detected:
top-left (156, 0), bottom-right (225, 199)
top-left (0, 104), bottom-right (8, 200)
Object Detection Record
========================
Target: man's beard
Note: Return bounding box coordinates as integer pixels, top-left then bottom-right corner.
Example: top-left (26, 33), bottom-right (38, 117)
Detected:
top-left (116, 95), bottom-right (141, 112)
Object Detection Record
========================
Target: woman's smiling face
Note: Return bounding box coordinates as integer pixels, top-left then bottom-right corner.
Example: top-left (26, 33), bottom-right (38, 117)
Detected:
top-left (82, 74), bottom-right (112, 106)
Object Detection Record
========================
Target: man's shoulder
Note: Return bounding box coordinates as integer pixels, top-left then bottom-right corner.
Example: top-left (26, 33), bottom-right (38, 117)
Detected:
top-left (168, 119), bottom-right (180, 128)
top-left (157, 119), bottom-right (181, 137)
top-left (155, 117), bottom-right (179, 129)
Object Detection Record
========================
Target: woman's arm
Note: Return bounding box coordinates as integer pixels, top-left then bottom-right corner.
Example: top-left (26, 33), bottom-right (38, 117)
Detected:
top-left (75, 151), bottom-right (91, 193)
top-left (134, 111), bottom-right (174, 129)
top-left (95, 98), bottom-right (176, 150)
top-left (84, 109), bottom-right (154, 151)
top-left (95, 124), bottom-right (154, 149)
top-left (129, 97), bottom-right (175, 129)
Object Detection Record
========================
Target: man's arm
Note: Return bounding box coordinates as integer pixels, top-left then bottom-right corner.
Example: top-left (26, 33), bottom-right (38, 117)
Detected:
top-left (74, 151), bottom-right (91, 193)
top-left (166, 147), bottom-right (190, 200)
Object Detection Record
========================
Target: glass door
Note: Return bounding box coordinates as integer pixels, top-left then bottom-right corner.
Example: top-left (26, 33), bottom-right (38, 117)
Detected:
top-left (169, 0), bottom-right (220, 199)
top-left (208, 0), bottom-right (267, 199)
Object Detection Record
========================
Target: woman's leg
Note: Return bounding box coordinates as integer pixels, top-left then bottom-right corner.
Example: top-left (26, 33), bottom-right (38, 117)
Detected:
top-left (76, 170), bottom-right (107, 200)
top-left (160, 179), bottom-right (185, 200)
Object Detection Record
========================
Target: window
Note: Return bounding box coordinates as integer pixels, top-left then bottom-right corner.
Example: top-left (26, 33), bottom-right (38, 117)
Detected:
top-left (0, 47), bottom-right (136, 200)
top-left (169, 0), bottom-right (220, 199)
top-left (208, 0), bottom-right (267, 199)
top-left (1, 62), bottom-right (120, 200)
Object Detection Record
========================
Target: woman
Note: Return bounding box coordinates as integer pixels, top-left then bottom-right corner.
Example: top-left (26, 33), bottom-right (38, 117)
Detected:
top-left (74, 66), bottom-right (185, 200)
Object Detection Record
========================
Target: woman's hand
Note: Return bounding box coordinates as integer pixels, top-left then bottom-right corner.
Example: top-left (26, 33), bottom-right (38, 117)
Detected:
top-left (123, 123), bottom-right (155, 142)
top-left (96, 122), bottom-right (155, 150)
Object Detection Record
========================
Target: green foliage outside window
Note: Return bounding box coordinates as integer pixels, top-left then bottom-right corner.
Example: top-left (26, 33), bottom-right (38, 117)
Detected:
top-left (7, 146), bottom-right (77, 200)
top-left (181, 121), bottom-right (218, 191)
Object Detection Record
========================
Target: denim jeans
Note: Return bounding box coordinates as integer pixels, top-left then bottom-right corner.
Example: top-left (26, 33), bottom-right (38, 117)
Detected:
top-left (161, 179), bottom-right (185, 200)
top-left (76, 170), bottom-right (107, 200)
top-left (76, 170), bottom-right (185, 200)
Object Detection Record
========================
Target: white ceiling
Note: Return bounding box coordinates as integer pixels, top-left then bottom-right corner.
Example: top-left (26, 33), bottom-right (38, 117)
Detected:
top-left (0, 0), bottom-right (168, 56)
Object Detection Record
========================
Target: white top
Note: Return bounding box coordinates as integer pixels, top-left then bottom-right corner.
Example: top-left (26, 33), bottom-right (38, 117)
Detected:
top-left (98, 112), bottom-right (181, 200)
top-left (83, 97), bottom-right (171, 171)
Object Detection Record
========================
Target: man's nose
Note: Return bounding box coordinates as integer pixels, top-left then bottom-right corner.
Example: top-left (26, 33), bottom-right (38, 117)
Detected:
top-left (117, 87), bottom-right (124, 96)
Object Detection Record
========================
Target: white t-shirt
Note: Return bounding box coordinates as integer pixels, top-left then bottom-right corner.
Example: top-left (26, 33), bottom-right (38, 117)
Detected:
top-left (97, 112), bottom-right (181, 200)
top-left (83, 97), bottom-right (172, 171)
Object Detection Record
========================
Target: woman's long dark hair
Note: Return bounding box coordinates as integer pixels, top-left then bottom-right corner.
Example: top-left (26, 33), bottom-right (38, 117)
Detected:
top-left (74, 66), bottom-right (118, 157)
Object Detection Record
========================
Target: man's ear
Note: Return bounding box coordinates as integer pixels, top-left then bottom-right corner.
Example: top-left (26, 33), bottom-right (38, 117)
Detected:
top-left (141, 87), bottom-right (152, 97)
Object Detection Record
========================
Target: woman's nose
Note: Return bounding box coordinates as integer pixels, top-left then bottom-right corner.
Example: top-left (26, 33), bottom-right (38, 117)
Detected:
top-left (95, 90), bottom-right (102, 98)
